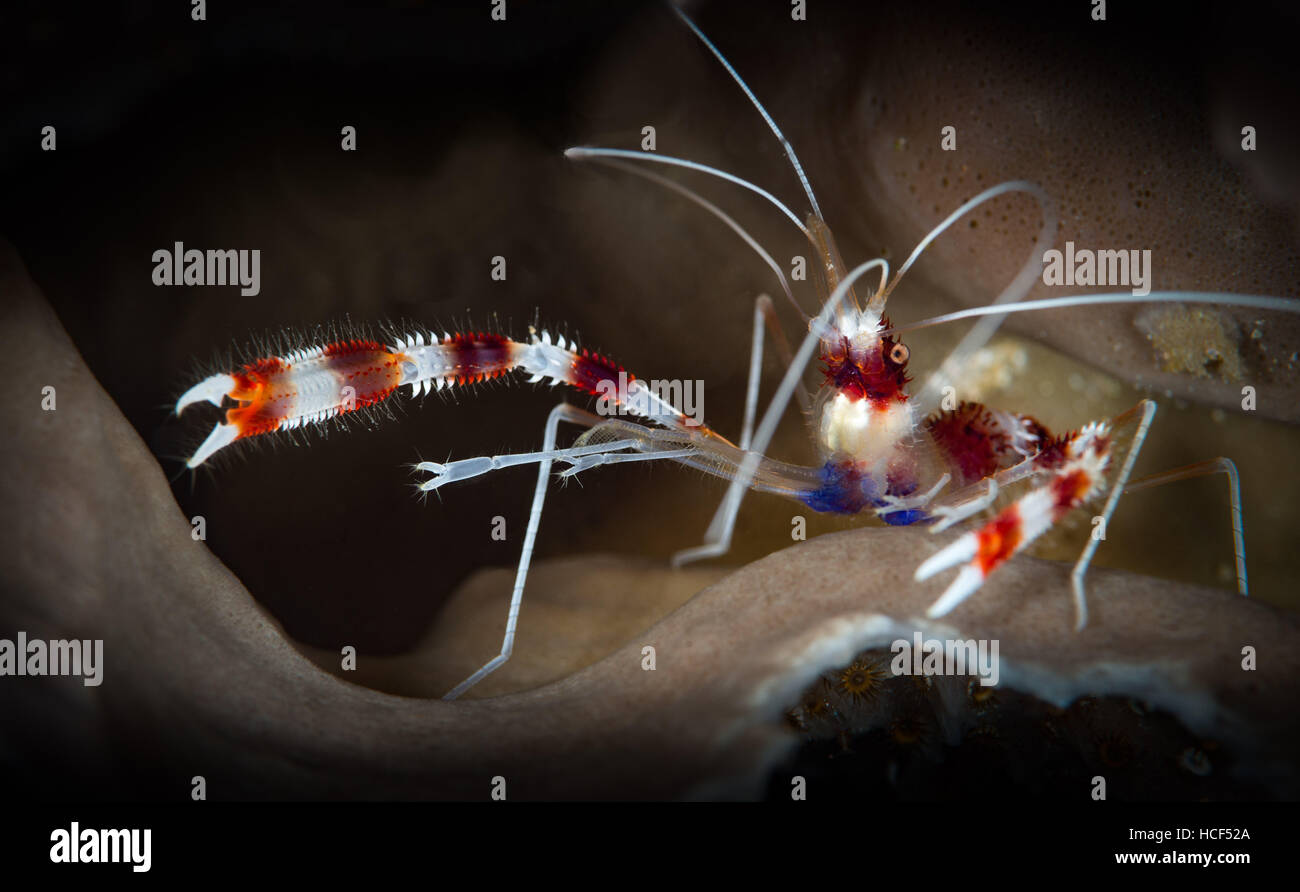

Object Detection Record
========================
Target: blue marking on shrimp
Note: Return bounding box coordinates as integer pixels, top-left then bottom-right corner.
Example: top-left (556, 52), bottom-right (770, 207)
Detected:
top-left (800, 460), bottom-right (932, 526)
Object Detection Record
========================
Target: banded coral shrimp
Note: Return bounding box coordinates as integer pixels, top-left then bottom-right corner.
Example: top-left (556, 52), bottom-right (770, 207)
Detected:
top-left (172, 4), bottom-right (1300, 702)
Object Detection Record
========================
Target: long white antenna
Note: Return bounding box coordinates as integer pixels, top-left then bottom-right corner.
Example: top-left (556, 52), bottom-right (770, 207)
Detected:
top-left (673, 5), bottom-right (825, 221)
top-left (588, 156), bottom-right (807, 317)
top-left (564, 147), bottom-right (811, 237)
top-left (880, 291), bottom-right (1300, 336)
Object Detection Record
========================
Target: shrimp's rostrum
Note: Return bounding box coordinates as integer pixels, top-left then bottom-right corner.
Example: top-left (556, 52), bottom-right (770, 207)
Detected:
top-left (174, 7), bottom-right (1298, 698)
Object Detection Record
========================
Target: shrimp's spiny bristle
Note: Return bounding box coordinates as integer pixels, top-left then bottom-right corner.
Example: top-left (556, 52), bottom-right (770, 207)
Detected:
top-left (568, 347), bottom-right (629, 397)
top-left (925, 401), bottom-right (1050, 486)
top-left (321, 338), bottom-right (389, 358)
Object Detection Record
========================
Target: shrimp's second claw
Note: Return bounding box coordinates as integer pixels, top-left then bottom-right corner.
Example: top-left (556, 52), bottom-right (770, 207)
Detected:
top-left (915, 531), bottom-right (984, 618)
top-left (413, 460), bottom-right (451, 493)
top-left (413, 458), bottom-right (499, 491)
top-left (187, 422), bottom-right (240, 469)
top-left (175, 373), bottom-right (238, 415)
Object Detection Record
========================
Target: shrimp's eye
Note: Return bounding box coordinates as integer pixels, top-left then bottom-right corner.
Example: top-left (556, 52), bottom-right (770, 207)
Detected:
top-left (889, 343), bottom-right (910, 364)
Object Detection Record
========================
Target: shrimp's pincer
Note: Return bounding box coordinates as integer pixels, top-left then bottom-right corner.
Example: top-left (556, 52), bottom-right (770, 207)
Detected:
top-left (175, 329), bottom-right (714, 469)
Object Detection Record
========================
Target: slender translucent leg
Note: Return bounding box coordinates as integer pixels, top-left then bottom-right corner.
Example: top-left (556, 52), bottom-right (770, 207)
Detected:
top-left (441, 402), bottom-right (598, 700)
top-left (673, 259), bottom-right (890, 567)
top-left (738, 296), bottom-right (768, 452)
top-left (670, 295), bottom-right (811, 566)
top-left (571, 416), bottom-right (822, 498)
top-left (736, 294), bottom-right (813, 452)
top-left (755, 295), bottom-right (812, 419)
top-left (1069, 399), bottom-right (1157, 630)
top-left (558, 446), bottom-right (699, 477)
top-left (1122, 457), bottom-right (1248, 597)
top-left (416, 437), bottom-right (639, 491)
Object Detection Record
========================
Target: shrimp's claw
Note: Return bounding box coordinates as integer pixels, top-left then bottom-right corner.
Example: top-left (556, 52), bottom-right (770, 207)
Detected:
top-left (177, 373), bottom-right (243, 466)
top-left (176, 373), bottom-right (237, 415)
top-left (916, 500), bottom-right (1026, 618)
top-left (915, 531), bottom-right (985, 618)
top-left (187, 423), bottom-right (240, 468)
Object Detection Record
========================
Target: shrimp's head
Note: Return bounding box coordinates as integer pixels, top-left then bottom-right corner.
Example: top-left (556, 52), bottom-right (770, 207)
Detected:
top-left (814, 311), bottom-right (915, 463)
top-left (819, 311), bottom-right (911, 405)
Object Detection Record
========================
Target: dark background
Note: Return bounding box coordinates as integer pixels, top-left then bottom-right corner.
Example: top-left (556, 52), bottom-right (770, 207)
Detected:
top-left (3, 0), bottom-right (1298, 674)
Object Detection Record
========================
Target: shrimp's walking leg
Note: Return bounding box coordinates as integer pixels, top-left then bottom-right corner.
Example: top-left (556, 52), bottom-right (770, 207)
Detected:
top-left (435, 406), bottom-right (814, 698)
top-left (670, 295), bottom-right (808, 566)
top-left (746, 295), bottom-right (811, 434)
top-left (440, 402), bottom-right (597, 700)
top-left (417, 437), bottom-right (641, 491)
top-left (672, 259), bottom-right (890, 568)
top-left (1121, 457), bottom-right (1248, 597)
top-left (1066, 400), bottom-right (1157, 628)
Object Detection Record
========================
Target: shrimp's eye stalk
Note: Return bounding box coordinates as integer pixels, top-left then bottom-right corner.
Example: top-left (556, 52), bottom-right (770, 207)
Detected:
top-left (890, 343), bottom-right (910, 364)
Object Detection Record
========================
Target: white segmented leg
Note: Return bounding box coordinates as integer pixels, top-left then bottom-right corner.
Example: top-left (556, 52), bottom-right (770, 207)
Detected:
top-left (874, 473), bottom-right (951, 517)
top-left (415, 438), bottom-right (640, 492)
top-left (672, 260), bottom-right (890, 568)
top-left (929, 477), bottom-right (1000, 533)
top-left (442, 402), bottom-right (596, 700)
top-left (1068, 399), bottom-right (1156, 630)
